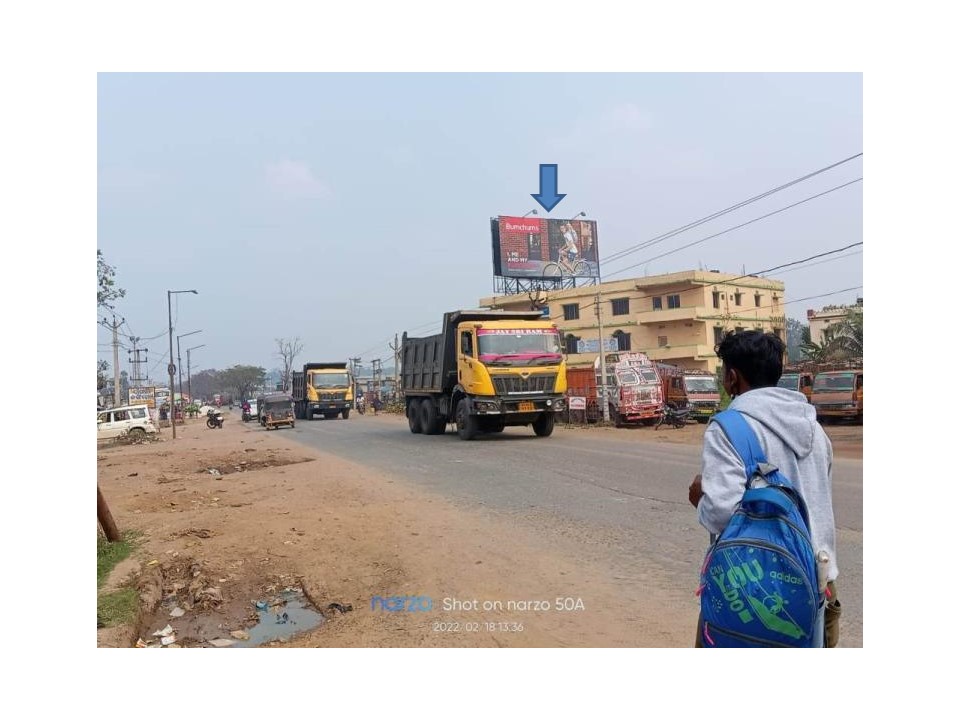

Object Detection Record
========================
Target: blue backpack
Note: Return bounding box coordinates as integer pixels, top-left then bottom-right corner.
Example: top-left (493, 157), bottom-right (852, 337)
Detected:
top-left (698, 409), bottom-right (823, 647)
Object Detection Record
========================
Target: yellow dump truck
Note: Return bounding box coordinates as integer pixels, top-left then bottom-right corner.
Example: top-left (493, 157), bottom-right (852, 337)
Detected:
top-left (402, 310), bottom-right (567, 440)
top-left (292, 362), bottom-right (354, 420)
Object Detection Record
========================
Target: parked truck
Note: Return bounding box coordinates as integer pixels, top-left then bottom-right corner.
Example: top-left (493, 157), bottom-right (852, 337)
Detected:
top-left (291, 362), bottom-right (354, 420)
top-left (778, 364), bottom-right (815, 402)
top-left (655, 363), bottom-right (721, 422)
top-left (595, 351), bottom-right (664, 426)
top-left (401, 310), bottom-right (567, 440)
top-left (811, 361), bottom-right (863, 424)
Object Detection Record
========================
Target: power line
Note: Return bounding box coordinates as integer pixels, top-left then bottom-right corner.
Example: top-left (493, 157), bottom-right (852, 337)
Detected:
top-left (603, 178), bottom-right (863, 279)
top-left (600, 153), bottom-right (863, 266)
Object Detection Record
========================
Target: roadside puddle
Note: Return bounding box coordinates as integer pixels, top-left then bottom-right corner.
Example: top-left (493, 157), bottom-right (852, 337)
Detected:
top-left (231, 591), bottom-right (325, 647)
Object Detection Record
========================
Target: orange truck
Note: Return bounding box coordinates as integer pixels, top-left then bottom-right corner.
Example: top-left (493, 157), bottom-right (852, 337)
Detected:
top-left (778, 364), bottom-right (815, 402)
top-left (812, 363), bottom-right (863, 424)
top-left (655, 363), bottom-right (721, 423)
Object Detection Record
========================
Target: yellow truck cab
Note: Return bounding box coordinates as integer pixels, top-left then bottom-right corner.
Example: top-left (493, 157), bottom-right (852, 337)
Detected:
top-left (402, 310), bottom-right (567, 440)
top-left (292, 362), bottom-right (354, 420)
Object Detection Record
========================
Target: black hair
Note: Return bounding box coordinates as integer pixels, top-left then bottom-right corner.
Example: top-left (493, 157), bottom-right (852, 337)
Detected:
top-left (715, 330), bottom-right (785, 388)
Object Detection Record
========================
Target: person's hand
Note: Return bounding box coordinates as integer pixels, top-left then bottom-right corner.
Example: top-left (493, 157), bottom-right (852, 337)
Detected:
top-left (688, 474), bottom-right (703, 508)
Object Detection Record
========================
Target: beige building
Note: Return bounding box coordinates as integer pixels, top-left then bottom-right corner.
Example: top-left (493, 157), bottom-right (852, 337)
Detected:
top-left (480, 270), bottom-right (786, 373)
top-left (807, 298), bottom-right (862, 344)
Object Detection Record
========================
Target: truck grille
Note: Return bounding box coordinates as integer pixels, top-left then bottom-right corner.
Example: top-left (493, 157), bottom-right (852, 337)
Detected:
top-left (817, 403), bottom-right (850, 411)
top-left (492, 374), bottom-right (556, 395)
top-left (320, 392), bottom-right (346, 401)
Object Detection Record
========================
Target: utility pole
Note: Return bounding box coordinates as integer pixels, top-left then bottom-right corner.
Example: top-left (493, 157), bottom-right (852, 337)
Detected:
top-left (372, 359), bottom-right (383, 399)
top-left (101, 315), bottom-right (124, 407)
top-left (388, 334), bottom-right (400, 401)
top-left (350, 357), bottom-right (362, 400)
top-left (595, 288), bottom-right (610, 422)
top-left (128, 338), bottom-right (148, 386)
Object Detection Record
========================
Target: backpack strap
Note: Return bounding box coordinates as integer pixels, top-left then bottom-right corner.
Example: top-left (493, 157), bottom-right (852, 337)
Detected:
top-left (710, 409), bottom-right (766, 482)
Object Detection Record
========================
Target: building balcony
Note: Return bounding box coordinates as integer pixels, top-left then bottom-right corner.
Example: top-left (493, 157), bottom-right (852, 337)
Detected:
top-left (645, 344), bottom-right (716, 362)
top-left (636, 306), bottom-right (705, 324)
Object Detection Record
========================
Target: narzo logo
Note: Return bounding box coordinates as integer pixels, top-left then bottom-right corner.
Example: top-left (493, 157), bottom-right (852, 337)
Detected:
top-left (370, 595), bottom-right (434, 612)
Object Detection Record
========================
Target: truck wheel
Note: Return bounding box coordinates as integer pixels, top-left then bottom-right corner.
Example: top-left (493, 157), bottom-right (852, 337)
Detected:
top-left (306, 407), bottom-right (314, 421)
top-left (455, 399), bottom-right (478, 440)
top-left (532, 412), bottom-right (555, 437)
top-left (342, 408), bottom-right (350, 420)
top-left (407, 399), bottom-right (423, 434)
top-left (419, 399), bottom-right (445, 435)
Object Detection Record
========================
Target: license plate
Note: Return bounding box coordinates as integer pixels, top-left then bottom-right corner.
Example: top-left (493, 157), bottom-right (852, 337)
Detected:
top-left (519, 401), bottom-right (535, 412)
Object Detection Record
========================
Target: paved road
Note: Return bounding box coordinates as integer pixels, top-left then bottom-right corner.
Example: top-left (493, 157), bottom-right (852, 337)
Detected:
top-left (279, 413), bottom-right (863, 647)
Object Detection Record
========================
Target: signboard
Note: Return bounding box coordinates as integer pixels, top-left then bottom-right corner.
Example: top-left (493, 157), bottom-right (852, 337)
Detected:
top-left (568, 396), bottom-right (587, 410)
top-left (576, 338), bottom-right (619, 354)
top-left (128, 386), bottom-right (157, 409)
top-left (155, 388), bottom-right (171, 407)
top-left (491, 216), bottom-right (600, 279)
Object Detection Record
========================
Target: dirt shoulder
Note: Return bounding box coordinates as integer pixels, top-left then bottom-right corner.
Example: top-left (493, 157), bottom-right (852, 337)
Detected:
top-left (97, 415), bottom-right (695, 648)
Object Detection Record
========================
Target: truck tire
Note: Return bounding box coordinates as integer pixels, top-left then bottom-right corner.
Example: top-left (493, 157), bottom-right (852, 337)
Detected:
top-left (419, 399), bottom-right (445, 435)
top-left (455, 399), bottom-right (478, 441)
top-left (407, 399), bottom-right (423, 434)
top-left (532, 412), bottom-right (555, 437)
top-left (306, 406), bottom-right (314, 421)
top-left (342, 408), bottom-right (350, 420)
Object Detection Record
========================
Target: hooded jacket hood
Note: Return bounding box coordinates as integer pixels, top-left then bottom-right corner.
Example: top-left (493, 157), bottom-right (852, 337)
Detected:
top-left (728, 386), bottom-right (817, 459)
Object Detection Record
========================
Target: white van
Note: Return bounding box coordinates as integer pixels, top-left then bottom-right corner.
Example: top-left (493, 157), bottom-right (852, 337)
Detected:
top-left (97, 404), bottom-right (159, 440)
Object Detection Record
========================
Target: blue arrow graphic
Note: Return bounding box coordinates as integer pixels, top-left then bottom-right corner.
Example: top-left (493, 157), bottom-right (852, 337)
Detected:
top-left (531, 164), bottom-right (566, 212)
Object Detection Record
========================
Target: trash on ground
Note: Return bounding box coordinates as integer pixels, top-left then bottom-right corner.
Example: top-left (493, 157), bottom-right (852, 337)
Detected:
top-left (229, 630), bottom-right (250, 640)
top-left (207, 637), bottom-right (236, 647)
top-left (152, 624), bottom-right (175, 637)
top-left (169, 606), bottom-right (185, 618)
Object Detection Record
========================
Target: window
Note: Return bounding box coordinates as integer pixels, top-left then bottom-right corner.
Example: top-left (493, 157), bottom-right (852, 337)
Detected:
top-left (131, 408), bottom-right (146, 419)
top-left (562, 303), bottom-right (580, 321)
top-left (713, 326), bottom-right (725, 345)
top-left (658, 336), bottom-right (668, 347)
top-left (652, 296), bottom-right (663, 311)
top-left (613, 330), bottom-right (631, 351)
top-left (611, 298), bottom-right (629, 316)
top-left (565, 334), bottom-right (580, 354)
top-left (772, 295), bottom-right (780, 307)
top-left (113, 410), bottom-right (128, 421)
top-left (460, 331), bottom-right (473, 356)
top-left (755, 293), bottom-right (762, 307)
top-left (734, 292), bottom-right (742, 306)
top-left (667, 294), bottom-right (680, 309)
top-left (712, 291), bottom-right (720, 309)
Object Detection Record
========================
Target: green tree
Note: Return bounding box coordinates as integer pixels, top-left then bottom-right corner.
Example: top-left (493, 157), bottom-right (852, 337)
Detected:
top-left (785, 317), bottom-right (809, 364)
top-left (97, 360), bottom-right (109, 391)
top-left (219, 365), bottom-right (266, 401)
top-left (97, 250), bottom-right (126, 310)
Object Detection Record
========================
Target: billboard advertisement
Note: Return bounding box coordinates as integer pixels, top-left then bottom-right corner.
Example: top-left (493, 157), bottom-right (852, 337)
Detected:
top-left (491, 216), bottom-right (600, 279)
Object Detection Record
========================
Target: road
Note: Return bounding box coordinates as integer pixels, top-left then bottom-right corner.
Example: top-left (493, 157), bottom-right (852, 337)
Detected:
top-left (282, 412), bottom-right (863, 647)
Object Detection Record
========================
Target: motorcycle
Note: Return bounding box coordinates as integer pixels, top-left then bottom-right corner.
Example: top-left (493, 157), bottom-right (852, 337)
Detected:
top-left (206, 409), bottom-right (224, 429)
top-left (356, 398), bottom-right (366, 415)
top-left (656, 402), bottom-right (692, 430)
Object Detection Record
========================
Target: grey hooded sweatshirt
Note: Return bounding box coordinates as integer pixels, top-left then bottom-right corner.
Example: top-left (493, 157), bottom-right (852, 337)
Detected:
top-left (698, 386), bottom-right (838, 582)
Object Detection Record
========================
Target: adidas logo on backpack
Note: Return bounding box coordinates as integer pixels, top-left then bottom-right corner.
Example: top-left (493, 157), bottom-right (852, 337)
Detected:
top-left (697, 409), bottom-right (824, 647)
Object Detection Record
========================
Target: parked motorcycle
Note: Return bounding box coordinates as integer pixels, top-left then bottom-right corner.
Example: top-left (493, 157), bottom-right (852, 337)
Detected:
top-left (656, 402), bottom-right (692, 430)
top-left (206, 409), bottom-right (224, 429)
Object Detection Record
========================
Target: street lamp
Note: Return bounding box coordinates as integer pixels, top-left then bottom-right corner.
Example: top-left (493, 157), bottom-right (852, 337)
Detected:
top-left (186, 344), bottom-right (205, 404)
top-left (177, 329), bottom-right (203, 405)
top-left (521, 209), bottom-right (539, 218)
top-left (167, 289), bottom-right (198, 439)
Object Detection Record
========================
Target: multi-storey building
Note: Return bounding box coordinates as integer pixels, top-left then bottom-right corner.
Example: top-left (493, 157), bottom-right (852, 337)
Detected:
top-left (480, 270), bottom-right (786, 373)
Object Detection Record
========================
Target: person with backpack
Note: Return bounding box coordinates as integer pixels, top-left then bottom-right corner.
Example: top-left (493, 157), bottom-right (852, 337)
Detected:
top-left (688, 330), bottom-right (841, 647)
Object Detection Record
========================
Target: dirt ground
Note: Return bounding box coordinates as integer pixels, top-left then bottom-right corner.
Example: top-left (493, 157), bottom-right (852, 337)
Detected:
top-left (96, 412), bottom-right (861, 648)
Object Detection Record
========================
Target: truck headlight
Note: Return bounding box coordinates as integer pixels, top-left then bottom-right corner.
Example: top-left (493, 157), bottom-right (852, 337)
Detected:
top-left (546, 400), bottom-right (552, 407)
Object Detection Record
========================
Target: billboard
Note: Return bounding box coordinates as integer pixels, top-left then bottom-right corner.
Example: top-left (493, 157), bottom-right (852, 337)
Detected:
top-left (491, 216), bottom-right (600, 279)
top-left (128, 386), bottom-right (157, 409)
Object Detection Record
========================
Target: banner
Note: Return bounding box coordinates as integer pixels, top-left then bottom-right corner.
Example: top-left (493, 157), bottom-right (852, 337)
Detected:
top-left (576, 338), bottom-right (619, 354)
top-left (492, 216), bottom-right (600, 279)
top-left (128, 386), bottom-right (157, 409)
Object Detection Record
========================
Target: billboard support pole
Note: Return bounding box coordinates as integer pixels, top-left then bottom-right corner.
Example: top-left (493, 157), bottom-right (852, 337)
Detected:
top-left (596, 287), bottom-right (610, 423)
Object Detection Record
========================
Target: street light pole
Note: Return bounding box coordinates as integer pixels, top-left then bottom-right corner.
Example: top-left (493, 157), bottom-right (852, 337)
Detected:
top-left (186, 344), bottom-right (205, 405)
top-left (177, 329), bottom-right (202, 405)
top-left (167, 289), bottom-right (198, 439)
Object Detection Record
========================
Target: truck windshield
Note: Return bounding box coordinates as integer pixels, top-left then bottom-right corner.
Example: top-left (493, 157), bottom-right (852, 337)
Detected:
top-left (777, 375), bottom-right (800, 391)
top-left (814, 373), bottom-right (855, 391)
top-left (478, 330), bottom-right (561, 363)
top-left (685, 377), bottom-right (717, 393)
top-left (311, 373), bottom-right (350, 388)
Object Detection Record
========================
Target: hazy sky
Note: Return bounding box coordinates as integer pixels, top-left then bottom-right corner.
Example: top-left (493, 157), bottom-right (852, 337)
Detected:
top-left (97, 73), bottom-right (862, 377)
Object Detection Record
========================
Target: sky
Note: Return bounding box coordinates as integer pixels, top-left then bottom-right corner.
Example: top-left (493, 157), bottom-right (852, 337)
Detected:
top-left (97, 73), bottom-right (862, 378)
